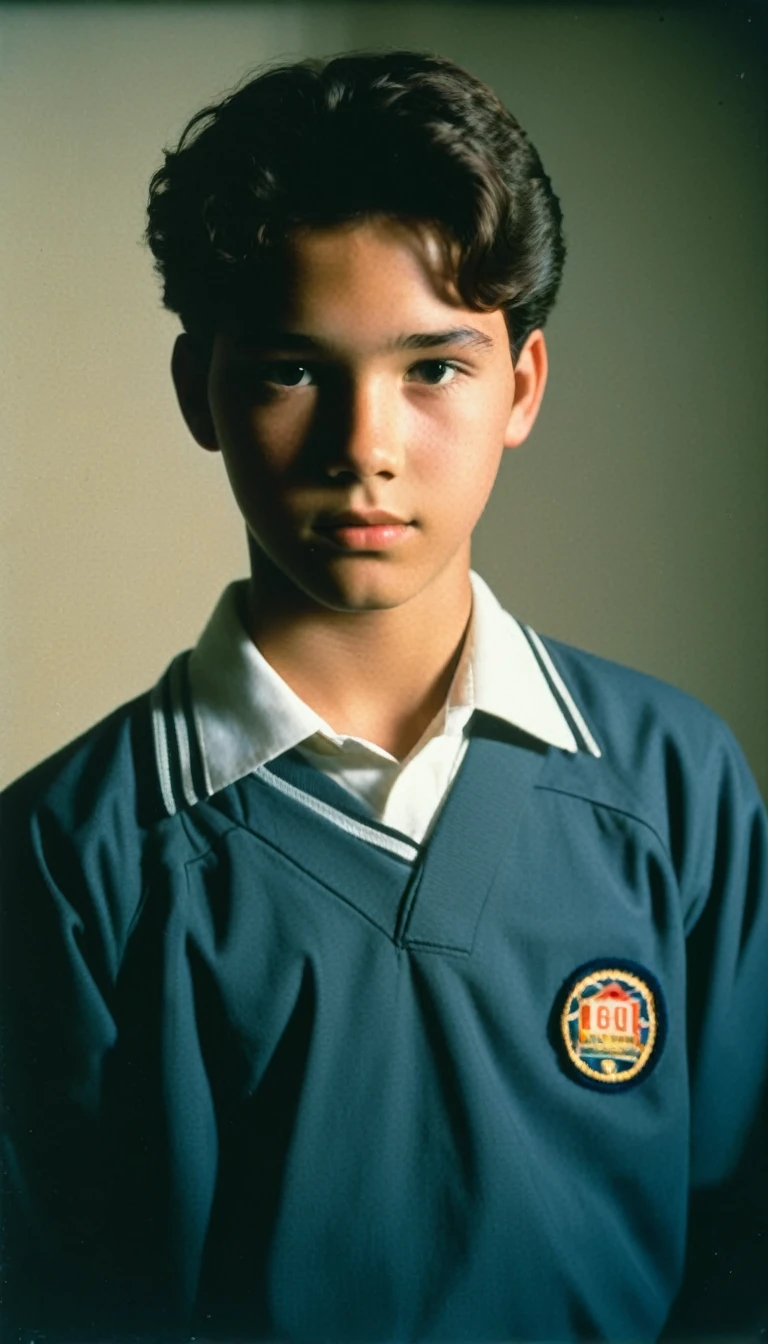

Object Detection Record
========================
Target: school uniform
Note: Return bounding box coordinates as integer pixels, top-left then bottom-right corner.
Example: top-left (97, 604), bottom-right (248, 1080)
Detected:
top-left (1, 571), bottom-right (766, 1343)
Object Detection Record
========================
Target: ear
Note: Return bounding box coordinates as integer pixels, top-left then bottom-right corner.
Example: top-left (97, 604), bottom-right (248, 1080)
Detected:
top-left (171, 333), bottom-right (220, 452)
top-left (502, 328), bottom-right (549, 451)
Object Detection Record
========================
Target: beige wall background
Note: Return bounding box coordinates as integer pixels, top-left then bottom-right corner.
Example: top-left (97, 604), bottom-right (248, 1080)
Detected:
top-left (1, 1), bottom-right (766, 797)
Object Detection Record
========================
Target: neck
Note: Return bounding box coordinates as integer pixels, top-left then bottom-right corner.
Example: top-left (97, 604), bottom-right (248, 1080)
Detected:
top-left (242, 548), bottom-right (473, 760)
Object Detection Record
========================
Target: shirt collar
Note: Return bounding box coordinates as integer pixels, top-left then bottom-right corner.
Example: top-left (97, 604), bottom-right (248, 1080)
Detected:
top-left (187, 569), bottom-right (589, 798)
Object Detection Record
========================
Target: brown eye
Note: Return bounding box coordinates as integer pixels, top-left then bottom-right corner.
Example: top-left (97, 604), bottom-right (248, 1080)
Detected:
top-left (258, 362), bottom-right (315, 388)
top-left (405, 360), bottom-right (461, 386)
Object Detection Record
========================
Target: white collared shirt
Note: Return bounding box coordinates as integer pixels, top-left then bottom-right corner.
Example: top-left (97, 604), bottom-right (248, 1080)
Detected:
top-left (188, 570), bottom-right (587, 843)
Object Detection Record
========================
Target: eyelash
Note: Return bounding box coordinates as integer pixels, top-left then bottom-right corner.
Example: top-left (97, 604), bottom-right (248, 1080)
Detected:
top-left (256, 359), bottom-right (466, 391)
top-left (405, 360), bottom-right (465, 388)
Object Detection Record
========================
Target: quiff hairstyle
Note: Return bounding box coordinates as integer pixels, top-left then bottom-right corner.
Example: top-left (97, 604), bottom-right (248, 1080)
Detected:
top-left (145, 49), bottom-right (565, 362)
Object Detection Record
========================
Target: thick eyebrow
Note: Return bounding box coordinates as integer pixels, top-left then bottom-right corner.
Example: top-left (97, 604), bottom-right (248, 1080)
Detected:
top-left (388, 327), bottom-right (495, 354)
top-left (237, 325), bottom-right (495, 355)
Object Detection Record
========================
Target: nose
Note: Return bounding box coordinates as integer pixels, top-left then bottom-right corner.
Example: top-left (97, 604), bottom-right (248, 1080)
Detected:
top-left (324, 374), bottom-right (405, 481)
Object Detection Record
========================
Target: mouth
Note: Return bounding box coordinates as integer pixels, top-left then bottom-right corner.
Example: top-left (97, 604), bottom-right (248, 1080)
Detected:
top-left (311, 507), bottom-right (416, 552)
top-left (312, 516), bottom-right (415, 552)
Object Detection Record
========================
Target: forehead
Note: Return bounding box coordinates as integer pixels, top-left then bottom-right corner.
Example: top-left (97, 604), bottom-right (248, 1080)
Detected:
top-left (285, 216), bottom-right (458, 295)
top-left (221, 216), bottom-right (503, 350)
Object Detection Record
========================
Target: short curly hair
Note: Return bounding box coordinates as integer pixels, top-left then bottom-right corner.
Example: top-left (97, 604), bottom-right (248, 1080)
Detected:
top-left (145, 49), bottom-right (565, 362)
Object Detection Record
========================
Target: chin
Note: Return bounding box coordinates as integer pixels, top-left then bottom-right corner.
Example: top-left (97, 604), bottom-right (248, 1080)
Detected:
top-left (299, 560), bottom-right (425, 614)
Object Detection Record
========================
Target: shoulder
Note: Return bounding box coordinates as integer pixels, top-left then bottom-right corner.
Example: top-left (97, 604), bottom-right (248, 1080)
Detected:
top-left (0, 665), bottom-right (193, 965)
top-left (531, 631), bottom-right (765, 920)
top-left (0, 642), bottom-right (216, 834)
top-left (1, 684), bottom-right (165, 837)
top-left (537, 633), bottom-right (733, 767)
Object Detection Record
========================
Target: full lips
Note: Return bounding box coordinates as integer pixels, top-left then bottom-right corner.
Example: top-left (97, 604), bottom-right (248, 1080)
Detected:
top-left (315, 523), bottom-right (413, 550)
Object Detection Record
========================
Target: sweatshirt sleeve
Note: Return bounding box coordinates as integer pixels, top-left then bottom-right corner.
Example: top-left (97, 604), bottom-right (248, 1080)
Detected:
top-left (0, 713), bottom-right (151, 1341)
top-left (663, 722), bottom-right (768, 1339)
top-left (0, 801), bottom-right (120, 1339)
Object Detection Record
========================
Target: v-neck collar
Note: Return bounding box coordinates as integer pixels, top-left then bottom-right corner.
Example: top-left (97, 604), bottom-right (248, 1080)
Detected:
top-left (205, 722), bottom-right (550, 952)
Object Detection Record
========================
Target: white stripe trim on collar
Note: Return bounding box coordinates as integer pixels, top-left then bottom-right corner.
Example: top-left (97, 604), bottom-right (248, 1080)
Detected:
top-left (467, 572), bottom-right (583, 755)
top-left (253, 764), bottom-right (420, 862)
top-left (524, 626), bottom-right (602, 759)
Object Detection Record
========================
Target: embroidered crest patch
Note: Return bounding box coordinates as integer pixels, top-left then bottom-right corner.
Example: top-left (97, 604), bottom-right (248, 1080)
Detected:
top-left (558, 961), bottom-right (666, 1091)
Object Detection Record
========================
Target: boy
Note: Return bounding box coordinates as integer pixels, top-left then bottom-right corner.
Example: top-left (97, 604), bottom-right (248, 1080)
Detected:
top-left (1, 49), bottom-right (766, 1344)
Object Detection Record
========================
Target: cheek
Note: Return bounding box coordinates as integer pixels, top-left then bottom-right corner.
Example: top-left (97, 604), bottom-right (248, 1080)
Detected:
top-left (211, 364), bottom-right (307, 459)
top-left (418, 407), bottom-right (507, 516)
top-left (217, 406), bottom-right (307, 498)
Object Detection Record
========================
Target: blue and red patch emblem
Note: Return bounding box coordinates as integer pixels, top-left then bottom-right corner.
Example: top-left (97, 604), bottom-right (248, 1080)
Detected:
top-left (558, 961), bottom-right (666, 1091)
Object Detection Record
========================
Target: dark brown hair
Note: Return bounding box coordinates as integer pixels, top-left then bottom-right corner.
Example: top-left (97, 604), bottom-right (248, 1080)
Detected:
top-left (145, 50), bottom-right (565, 361)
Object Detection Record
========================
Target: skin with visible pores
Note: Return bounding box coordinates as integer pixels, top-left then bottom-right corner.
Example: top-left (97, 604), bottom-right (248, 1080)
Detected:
top-left (172, 216), bottom-right (548, 757)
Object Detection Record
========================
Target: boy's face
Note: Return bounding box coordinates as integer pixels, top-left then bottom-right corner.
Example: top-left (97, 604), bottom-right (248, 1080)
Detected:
top-left (173, 216), bottom-right (547, 616)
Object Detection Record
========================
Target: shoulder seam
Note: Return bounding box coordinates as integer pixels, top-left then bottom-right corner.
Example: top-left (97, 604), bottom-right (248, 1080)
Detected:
top-left (535, 780), bottom-right (673, 862)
